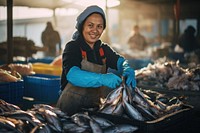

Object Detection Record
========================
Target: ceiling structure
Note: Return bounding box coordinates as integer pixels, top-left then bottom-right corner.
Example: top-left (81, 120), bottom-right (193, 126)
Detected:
top-left (114, 0), bottom-right (200, 20)
top-left (0, 0), bottom-right (200, 19)
top-left (0, 0), bottom-right (69, 9)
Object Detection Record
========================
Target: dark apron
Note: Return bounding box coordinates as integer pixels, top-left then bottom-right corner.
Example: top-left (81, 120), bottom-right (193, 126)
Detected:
top-left (56, 55), bottom-right (111, 116)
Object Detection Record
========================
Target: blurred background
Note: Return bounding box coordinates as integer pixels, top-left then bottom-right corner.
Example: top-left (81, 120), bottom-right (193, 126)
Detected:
top-left (0, 0), bottom-right (200, 67)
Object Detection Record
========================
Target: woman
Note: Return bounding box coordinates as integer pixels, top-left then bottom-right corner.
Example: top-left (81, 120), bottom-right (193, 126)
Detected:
top-left (56, 5), bottom-right (136, 116)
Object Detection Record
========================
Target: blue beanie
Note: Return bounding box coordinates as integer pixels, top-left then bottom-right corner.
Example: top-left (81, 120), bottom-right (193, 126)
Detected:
top-left (72, 5), bottom-right (106, 40)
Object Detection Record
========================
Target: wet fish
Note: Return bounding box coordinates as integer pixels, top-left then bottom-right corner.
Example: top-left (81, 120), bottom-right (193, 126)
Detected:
top-left (123, 100), bottom-right (144, 121)
top-left (0, 99), bottom-right (21, 113)
top-left (63, 124), bottom-right (87, 133)
top-left (103, 124), bottom-right (138, 133)
top-left (112, 102), bottom-right (124, 116)
top-left (33, 104), bottom-right (67, 118)
top-left (37, 108), bottom-right (62, 132)
top-left (71, 113), bottom-right (91, 129)
top-left (100, 85), bottom-right (123, 109)
top-left (29, 123), bottom-right (51, 133)
top-left (0, 69), bottom-right (21, 82)
top-left (132, 104), bottom-right (156, 120)
top-left (91, 115), bottom-right (114, 128)
top-left (155, 100), bottom-right (167, 111)
top-left (2, 110), bottom-right (41, 127)
top-left (89, 118), bottom-right (103, 133)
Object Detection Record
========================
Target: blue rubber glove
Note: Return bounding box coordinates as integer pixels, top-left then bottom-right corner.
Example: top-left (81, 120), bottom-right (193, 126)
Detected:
top-left (66, 66), bottom-right (122, 89)
top-left (117, 57), bottom-right (136, 88)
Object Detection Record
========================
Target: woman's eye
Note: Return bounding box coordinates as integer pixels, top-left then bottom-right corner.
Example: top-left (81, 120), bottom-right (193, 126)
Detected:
top-left (98, 25), bottom-right (103, 29)
top-left (88, 24), bottom-right (93, 28)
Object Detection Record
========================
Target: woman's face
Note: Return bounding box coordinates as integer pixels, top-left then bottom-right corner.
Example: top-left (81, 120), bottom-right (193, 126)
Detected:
top-left (82, 13), bottom-right (104, 48)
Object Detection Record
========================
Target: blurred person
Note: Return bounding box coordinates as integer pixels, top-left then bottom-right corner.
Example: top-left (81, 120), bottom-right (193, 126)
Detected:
top-left (178, 25), bottom-right (200, 53)
top-left (41, 21), bottom-right (61, 57)
top-left (127, 25), bottom-right (147, 50)
top-left (56, 5), bottom-right (136, 115)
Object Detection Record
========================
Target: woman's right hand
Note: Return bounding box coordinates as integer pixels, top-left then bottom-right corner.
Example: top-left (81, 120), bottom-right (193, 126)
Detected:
top-left (99, 73), bottom-right (122, 89)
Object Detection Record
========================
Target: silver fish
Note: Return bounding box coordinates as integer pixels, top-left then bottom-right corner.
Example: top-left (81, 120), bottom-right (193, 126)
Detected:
top-left (91, 115), bottom-right (114, 128)
top-left (30, 124), bottom-right (52, 133)
top-left (112, 102), bottom-right (124, 116)
top-left (89, 118), bottom-right (103, 133)
top-left (99, 104), bottom-right (116, 114)
top-left (155, 100), bottom-right (167, 111)
top-left (38, 108), bottom-right (62, 132)
top-left (63, 123), bottom-right (87, 133)
top-left (100, 86), bottom-right (123, 106)
top-left (2, 110), bottom-right (41, 127)
top-left (71, 113), bottom-right (91, 128)
top-left (103, 124), bottom-right (138, 133)
top-left (123, 100), bottom-right (144, 121)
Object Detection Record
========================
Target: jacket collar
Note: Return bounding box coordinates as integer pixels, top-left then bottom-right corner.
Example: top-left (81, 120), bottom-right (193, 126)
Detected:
top-left (77, 35), bottom-right (102, 52)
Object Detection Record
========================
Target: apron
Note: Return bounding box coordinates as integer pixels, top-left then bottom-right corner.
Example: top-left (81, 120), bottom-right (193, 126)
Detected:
top-left (56, 48), bottom-right (111, 116)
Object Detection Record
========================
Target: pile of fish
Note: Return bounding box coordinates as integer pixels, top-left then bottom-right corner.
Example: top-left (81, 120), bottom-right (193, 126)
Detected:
top-left (0, 63), bottom-right (35, 82)
top-left (0, 68), bottom-right (22, 82)
top-left (135, 59), bottom-right (200, 91)
top-left (0, 99), bottom-right (138, 133)
top-left (99, 83), bottom-right (187, 121)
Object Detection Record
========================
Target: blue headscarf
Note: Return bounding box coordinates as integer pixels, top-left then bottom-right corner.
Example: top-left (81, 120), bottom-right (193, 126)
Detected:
top-left (72, 5), bottom-right (106, 40)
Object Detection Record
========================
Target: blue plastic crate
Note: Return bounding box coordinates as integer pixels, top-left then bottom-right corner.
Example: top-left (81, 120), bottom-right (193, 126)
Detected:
top-left (23, 74), bottom-right (60, 104)
top-left (0, 81), bottom-right (24, 105)
top-left (28, 57), bottom-right (54, 64)
top-left (128, 58), bottom-right (153, 70)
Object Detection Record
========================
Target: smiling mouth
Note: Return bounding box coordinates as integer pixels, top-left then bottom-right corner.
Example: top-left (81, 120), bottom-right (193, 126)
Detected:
top-left (90, 34), bottom-right (98, 39)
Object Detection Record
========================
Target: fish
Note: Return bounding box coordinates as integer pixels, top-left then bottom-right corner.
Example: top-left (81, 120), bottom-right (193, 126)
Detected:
top-left (0, 99), bottom-right (21, 113)
top-left (123, 100), bottom-right (144, 121)
top-left (103, 124), bottom-right (138, 133)
top-left (34, 108), bottom-right (62, 132)
top-left (89, 118), bottom-right (103, 133)
top-left (71, 113), bottom-right (91, 129)
top-left (99, 85), bottom-right (123, 110)
top-left (0, 69), bottom-right (21, 82)
top-left (8, 63), bottom-right (35, 76)
top-left (1, 110), bottom-right (41, 127)
top-left (91, 115), bottom-right (114, 128)
top-left (29, 123), bottom-right (52, 133)
top-left (133, 104), bottom-right (157, 120)
top-left (100, 104), bottom-right (118, 115)
top-left (112, 102), bottom-right (124, 116)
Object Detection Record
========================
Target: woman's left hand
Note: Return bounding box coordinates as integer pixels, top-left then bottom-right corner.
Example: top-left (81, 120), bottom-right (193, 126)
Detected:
top-left (122, 67), bottom-right (137, 88)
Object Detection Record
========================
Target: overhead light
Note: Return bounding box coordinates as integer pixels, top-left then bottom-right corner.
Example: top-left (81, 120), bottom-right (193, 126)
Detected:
top-left (56, 8), bottom-right (79, 16)
top-left (107, 0), bottom-right (120, 8)
top-left (62, 0), bottom-right (74, 3)
top-left (62, 0), bottom-right (120, 9)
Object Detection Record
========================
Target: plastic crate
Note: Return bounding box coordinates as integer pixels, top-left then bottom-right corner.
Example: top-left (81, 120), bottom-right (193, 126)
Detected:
top-left (28, 57), bottom-right (54, 64)
top-left (0, 81), bottom-right (24, 105)
top-left (32, 63), bottom-right (62, 76)
top-left (23, 74), bottom-right (60, 104)
top-left (88, 104), bottom-right (193, 133)
top-left (128, 58), bottom-right (153, 70)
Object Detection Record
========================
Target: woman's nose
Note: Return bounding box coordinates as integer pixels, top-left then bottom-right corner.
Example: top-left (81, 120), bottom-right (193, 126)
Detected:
top-left (92, 26), bottom-right (98, 32)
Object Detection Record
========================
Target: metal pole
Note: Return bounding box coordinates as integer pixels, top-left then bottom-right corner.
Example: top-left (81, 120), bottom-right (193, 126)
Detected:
top-left (7, 0), bottom-right (13, 64)
top-left (104, 0), bottom-right (110, 44)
